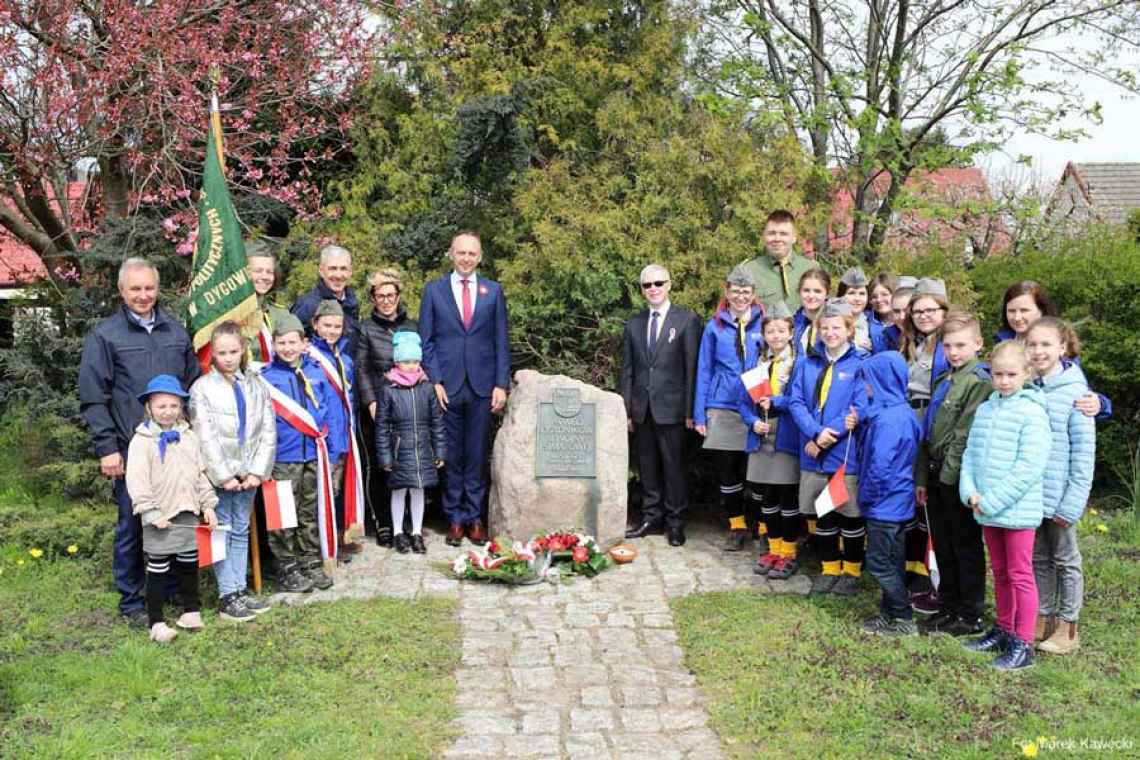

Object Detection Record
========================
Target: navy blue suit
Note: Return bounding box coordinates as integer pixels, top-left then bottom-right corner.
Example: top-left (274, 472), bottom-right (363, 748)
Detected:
top-left (419, 273), bottom-right (511, 525)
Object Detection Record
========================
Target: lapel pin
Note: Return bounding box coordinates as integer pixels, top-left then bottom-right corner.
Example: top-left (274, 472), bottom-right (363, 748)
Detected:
top-left (668, 327), bottom-right (676, 344)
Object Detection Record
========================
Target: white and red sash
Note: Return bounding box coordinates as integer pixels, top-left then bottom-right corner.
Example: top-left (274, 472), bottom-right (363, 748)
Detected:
top-left (256, 324), bottom-right (274, 363)
top-left (307, 345), bottom-right (365, 538)
top-left (265, 383), bottom-right (337, 562)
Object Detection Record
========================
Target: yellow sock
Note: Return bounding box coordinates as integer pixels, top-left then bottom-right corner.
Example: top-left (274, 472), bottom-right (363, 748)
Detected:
top-left (822, 560), bottom-right (841, 576)
top-left (783, 541), bottom-right (797, 560)
top-left (843, 561), bottom-right (862, 578)
top-left (729, 515), bottom-right (747, 531)
top-left (758, 522), bottom-right (768, 536)
top-left (768, 538), bottom-right (783, 557)
top-left (906, 561), bottom-right (929, 577)
top-left (807, 519), bottom-right (818, 535)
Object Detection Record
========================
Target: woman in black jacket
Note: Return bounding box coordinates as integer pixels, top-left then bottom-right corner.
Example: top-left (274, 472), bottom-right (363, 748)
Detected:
top-left (355, 269), bottom-right (419, 546)
top-left (376, 332), bottom-right (446, 553)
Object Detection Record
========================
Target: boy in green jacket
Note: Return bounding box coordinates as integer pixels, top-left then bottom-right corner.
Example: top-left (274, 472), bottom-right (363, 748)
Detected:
top-left (915, 310), bottom-right (992, 636)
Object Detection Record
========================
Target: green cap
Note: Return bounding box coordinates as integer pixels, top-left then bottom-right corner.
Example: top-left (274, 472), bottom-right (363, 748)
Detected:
top-left (273, 313), bottom-right (305, 338)
top-left (313, 299), bottom-right (344, 320)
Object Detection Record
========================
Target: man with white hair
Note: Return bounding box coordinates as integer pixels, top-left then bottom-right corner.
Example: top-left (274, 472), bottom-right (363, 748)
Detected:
top-left (619, 264), bottom-right (702, 546)
top-left (291, 244), bottom-right (360, 355)
top-left (78, 257), bottom-right (201, 627)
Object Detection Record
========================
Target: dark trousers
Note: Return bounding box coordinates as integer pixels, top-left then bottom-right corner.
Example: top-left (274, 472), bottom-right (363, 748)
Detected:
top-left (927, 479), bottom-right (986, 618)
top-left (442, 380), bottom-right (492, 526)
top-left (360, 412), bottom-right (394, 539)
top-left (635, 415), bottom-right (687, 529)
top-left (113, 477), bottom-right (176, 614)
top-left (866, 519), bottom-right (912, 620)
top-left (266, 461), bottom-right (321, 572)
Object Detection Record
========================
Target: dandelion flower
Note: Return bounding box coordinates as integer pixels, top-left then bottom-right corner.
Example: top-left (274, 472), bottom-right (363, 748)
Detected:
top-left (28, 548), bottom-right (44, 559)
top-left (17, 559), bottom-right (25, 566)
top-left (67, 545), bottom-right (79, 555)
top-left (1089, 507), bottom-right (1099, 516)
top-left (1096, 524), bottom-right (1108, 534)
top-left (1022, 742), bottom-right (1038, 758)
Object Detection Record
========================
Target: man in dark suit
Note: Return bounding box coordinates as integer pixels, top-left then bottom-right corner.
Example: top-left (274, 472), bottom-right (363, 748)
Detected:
top-left (419, 231), bottom-right (511, 546)
top-left (619, 264), bottom-right (701, 546)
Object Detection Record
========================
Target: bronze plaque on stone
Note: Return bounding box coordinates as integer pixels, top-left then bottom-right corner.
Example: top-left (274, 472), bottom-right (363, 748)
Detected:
top-left (536, 388), bottom-right (596, 478)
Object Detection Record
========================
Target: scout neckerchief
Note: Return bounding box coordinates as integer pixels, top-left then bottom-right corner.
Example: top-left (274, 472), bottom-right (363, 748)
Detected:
top-left (307, 343), bottom-right (365, 539)
top-left (768, 344), bottom-right (792, 397)
top-left (813, 344), bottom-right (847, 411)
top-left (265, 381), bottom-right (337, 562)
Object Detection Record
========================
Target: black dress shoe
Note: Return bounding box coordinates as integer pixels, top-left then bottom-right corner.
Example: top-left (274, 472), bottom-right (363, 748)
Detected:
top-left (667, 526), bottom-right (686, 546)
top-left (625, 521), bottom-right (664, 539)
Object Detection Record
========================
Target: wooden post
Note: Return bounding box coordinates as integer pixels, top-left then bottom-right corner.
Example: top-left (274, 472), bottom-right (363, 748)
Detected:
top-left (249, 498), bottom-right (262, 593)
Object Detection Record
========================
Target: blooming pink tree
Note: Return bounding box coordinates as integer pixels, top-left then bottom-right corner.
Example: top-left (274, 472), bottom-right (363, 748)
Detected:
top-left (0, 0), bottom-right (384, 279)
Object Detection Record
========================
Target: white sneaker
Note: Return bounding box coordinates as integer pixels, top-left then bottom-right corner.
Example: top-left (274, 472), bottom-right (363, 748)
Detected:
top-left (175, 611), bottom-right (204, 631)
top-left (149, 622), bottom-right (178, 643)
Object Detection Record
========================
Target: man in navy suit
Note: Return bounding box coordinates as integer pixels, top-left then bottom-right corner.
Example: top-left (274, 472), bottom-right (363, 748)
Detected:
top-left (420, 231), bottom-right (511, 546)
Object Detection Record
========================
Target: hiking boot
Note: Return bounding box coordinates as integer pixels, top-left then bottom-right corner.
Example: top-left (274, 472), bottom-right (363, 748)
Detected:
top-left (218, 593), bottom-right (255, 623)
top-left (175, 611), bottom-right (204, 632)
top-left (924, 610), bottom-right (957, 633)
top-left (239, 591), bottom-right (271, 615)
top-left (410, 534), bottom-right (426, 554)
top-left (811, 574), bottom-right (840, 595)
top-left (394, 533), bottom-right (411, 554)
top-left (768, 557), bottom-right (799, 580)
top-left (376, 528), bottom-right (393, 549)
top-left (1037, 620), bottom-right (1080, 655)
top-left (963, 626), bottom-right (1011, 654)
top-left (940, 615), bottom-right (985, 638)
top-left (123, 608), bottom-right (150, 629)
top-left (278, 567), bottom-right (314, 594)
top-left (993, 637), bottom-right (1034, 670)
top-left (753, 553), bottom-right (780, 576)
top-left (910, 590), bottom-right (939, 615)
top-left (1034, 614), bottom-right (1056, 644)
top-left (722, 529), bottom-right (749, 552)
top-left (861, 613), bottom-right (892, 635)
top-left (862, 614), bottom-right (917, 637)
top-left (306, 564), bottom-right (334, 590)
top-left (149, 622), bottom-right (178, 643)
top-left (830, 576), bottom-right (861, 597)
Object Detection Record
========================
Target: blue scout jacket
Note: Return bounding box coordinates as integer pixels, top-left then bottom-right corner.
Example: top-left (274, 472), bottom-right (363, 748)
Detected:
top-left (693, 306), bottom-right (765, 425)
top-left (786, 341), bottom-right (869, 474)
top-left (1040, 362), bottom-right (1096, 524)
top-left (260, 355), bottom-right (334, 464)
top-left (959, 384), bottom-right (1051, 530)
top-left (309, 336), bottom-right (356, 462)
top-left (737, 345), bottom-right (799, 456)
top-left (854, 353), bottom-right (922, 523)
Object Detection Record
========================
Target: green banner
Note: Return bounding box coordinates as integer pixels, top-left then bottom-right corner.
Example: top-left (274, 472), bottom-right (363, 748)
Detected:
top-left (187, 105), bottom-right (256, 352)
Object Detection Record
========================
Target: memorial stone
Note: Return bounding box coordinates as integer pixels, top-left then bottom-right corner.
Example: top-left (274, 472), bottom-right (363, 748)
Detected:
top-left (489, 370), bottom-right (628, 545)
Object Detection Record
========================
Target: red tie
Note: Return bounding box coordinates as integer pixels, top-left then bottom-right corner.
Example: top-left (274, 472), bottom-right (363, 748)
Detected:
top-left (461, 278), bottom-right (473, 328)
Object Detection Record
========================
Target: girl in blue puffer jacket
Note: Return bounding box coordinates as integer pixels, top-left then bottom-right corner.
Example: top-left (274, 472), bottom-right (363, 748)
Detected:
top-left (693, 266), bottom-right (766, 551)
top-left (1025, 318), bottom-right (1095, 655)
top-left (959, 340), bottom-right (1050, 671)
top-left (786, 299), bottom-right (869, 596)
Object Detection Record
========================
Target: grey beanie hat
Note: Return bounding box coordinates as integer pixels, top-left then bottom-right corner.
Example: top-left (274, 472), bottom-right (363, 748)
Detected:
top-left (765, 300), bottom-right (794, 320)
top-left (913, 277), bottom-right (947, 300)
top-left (820, 298), bottom-right (854, 318)
top-left (840, 267), bottom-right (869, 288)
top-left (273, 312), bottom-right (306, 338)
top-left (897, 275), bottom-right (919, 290)
top-left (313, 299), bottom-right (345, 320)
top-left (726, 264), bottom-right (756, 289)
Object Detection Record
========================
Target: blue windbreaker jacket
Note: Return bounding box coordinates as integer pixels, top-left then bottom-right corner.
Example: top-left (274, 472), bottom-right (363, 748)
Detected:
top-left (786, 341), bottom-right (869, 474)
top-left (854, 353), bottom-right (922, 522)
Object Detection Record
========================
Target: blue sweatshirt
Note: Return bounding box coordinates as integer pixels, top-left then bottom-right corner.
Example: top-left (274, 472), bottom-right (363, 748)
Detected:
top-left (260, 355), bottom-right (334, 464)
top-left (854, 353), bottom-right (922, 523)
top-left (786, 341), bottom-right (869, 474)
top-left (693, 306), bottom-right (765, 425)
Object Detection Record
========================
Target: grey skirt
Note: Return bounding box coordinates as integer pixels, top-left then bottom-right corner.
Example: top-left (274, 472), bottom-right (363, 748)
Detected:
top-left (702, 408), bottom-right (749, 451)
top-left (746, 417), bottom-right (800, 484)
top-left (142, 511), bottom-right (200, 556)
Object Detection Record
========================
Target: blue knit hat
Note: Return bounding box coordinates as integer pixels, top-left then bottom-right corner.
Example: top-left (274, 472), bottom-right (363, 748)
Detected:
top-left (392, 331), bottom-right (422, 363)
top-left (138, 374), bottom-right (189, 402)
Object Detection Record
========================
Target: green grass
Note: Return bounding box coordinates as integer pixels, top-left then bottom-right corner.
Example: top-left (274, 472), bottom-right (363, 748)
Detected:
top-left (0, 547), bottom-right (460, 759)
top-left (673, 510), bottom-right (1140, 759)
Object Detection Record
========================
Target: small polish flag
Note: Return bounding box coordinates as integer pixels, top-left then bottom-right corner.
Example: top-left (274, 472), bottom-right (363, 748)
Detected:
top-left (197, 525), bottom-right (227, 568)
top-left (813, 464), bottom-right (849, 518)
top-left (262, 479), bottom-right (298, 531)
top-left (926, 533), bottom-right (941, 590)
top-left (741, 366), bottom-right (773, 402)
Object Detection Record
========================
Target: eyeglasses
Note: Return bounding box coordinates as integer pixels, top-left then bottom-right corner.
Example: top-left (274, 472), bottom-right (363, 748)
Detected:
top-left (373, 292), bottom-right (399, 302)
top-left (641, 280), bottom-right (669, 289)
top-left (912, 307), bottom-right (944, 317)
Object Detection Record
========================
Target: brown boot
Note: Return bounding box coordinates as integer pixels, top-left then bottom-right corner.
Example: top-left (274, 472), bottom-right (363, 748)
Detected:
top-left (1034, 614), bottom-right (1056, 643)
top-left (1037, 620), bottom-right (1080, 654)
